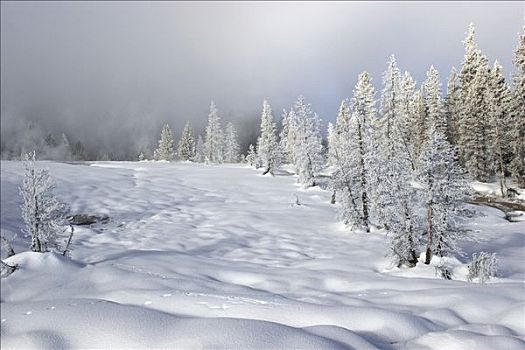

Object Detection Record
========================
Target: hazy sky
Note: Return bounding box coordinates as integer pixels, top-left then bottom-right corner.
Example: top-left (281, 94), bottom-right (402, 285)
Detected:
top-left (1, 1), bottom-right (524, 156)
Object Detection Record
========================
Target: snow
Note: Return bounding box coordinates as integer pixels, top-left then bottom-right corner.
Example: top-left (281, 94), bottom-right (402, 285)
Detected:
top-left (1, 160), bottom-right (525, 349)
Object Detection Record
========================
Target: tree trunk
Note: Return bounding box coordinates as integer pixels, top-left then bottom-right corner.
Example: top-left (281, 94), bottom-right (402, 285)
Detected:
top-left (330, 190), bottom-right (336, 204)
top-left (425, 202), bottom-right (433, 264)
top-left (356, 120), bottom-right (370, 233)
top-left (405, 204), bottom-right (418, 266)
top-left (362, 191), bottom-right (370, 232)
top-left (31, 172), bottom-right (43, 253)
top-left (63, 225), bottom-right (75, 256)
top-left (498, 162), bottom-right (507, 198)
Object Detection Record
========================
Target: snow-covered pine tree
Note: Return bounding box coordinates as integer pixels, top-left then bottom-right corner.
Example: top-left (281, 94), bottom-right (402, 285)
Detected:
top-left (327, 122), bottom-right (337, 166)
top-left (413, 88), bottom-right (429, 163)
top-left (44, 133), bottom-right (58, 149)
top-left (336, 72), bottom-right (376, 232)
top-left (418, 124), bottom-right (471, 264)
top-left (194, 134), bottom-right (205, 163)
top-left (457, 23), bottom-right (483, 166)
top-left (204, 101), bottom-right (224, 163)
top-left (292, 96), bottom-right (324, 187)
top-left (328, 99), bottom-right (352, 170)
top-left (256, 100), bottom-right (281, 175)
top-left (279, 109), bottom-right (297, 165)
top-left (329, 99), bottom-right (351, 204)
top-left (386, 156), bottom-right (421, 267)
top-left (371, 58), bottom-right (420, 263)
top-left (177, 122), bottom-right (196, 161)
top-left (246, 143), bottom-right (258, 167)
top-left (223, 122), bottom-right (240, 163)
top-left (19, 151), bottom-right (68, 253)
top-left (509, 26), bottom-right (525, 187)
top-left (489, 60), bottom-right (512, 196)
top-left (463, 61), bottom-right (495, 181)
top-left (335, 99), bottom-right (351, 140)
top-left (445, 67), bottom-right (461, 145)
top-left (331, 121), bottom-right (363, 228)
top-left (153, 124), bottom-right (175, 161)
top-left (373, 56), bottom-right (402, 224)
top-left (398, 72), bottom-right (418, 170)
top-left (423, 66), bottom-right (447, 134)
top-left (378, 55), bottom-right (401, 144)
top-left (457, 23), bottom-right (495, 181)
top-left (72, 140), bottom-right (87, 161)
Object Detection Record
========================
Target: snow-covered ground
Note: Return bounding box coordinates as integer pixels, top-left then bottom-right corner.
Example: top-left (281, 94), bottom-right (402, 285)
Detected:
top-left (1, 161), bottom-right (524, 349)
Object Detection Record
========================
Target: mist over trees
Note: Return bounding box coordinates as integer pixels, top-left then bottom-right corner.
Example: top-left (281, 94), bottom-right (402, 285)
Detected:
top-left (1, 24), bottom-right (523, 194)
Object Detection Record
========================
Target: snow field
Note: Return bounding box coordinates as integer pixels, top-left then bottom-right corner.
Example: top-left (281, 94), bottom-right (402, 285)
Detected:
top-left (1, 161), bottom-right (524, 349)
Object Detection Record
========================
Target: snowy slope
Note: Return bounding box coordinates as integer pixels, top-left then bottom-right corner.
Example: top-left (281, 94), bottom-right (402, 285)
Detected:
top-left (1, 161), bottom-right (524, 349)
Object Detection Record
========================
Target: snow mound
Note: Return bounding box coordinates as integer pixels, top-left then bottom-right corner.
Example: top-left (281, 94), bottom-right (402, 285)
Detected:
top-left (0, 299), bottom-right (358, 350)
top-left (4, 251), bottom-right (84, 273)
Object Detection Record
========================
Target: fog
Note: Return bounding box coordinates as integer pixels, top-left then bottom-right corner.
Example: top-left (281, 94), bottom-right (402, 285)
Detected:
top-left (1, 1), bottom-right (523, 159)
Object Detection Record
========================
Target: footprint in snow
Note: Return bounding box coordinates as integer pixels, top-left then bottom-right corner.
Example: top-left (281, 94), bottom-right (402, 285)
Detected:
top-left (46, 306), bottom-right (56, 310)
top-left (25, 311), bottom-right (32, 315)
top-left (144, 300), bottom-right (152, 305)
top-left (162, 293), bottom-right (172, 297)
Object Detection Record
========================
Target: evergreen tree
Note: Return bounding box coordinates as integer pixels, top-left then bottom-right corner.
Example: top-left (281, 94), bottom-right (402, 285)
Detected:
top-left (373, 56), bottom-right (401, 225)
top-left (413, 88), bottom-right (429, 163)
top-left (256, 100), bottom-right (281, 175)
top-left (334, 72), bottom-right (376, 232)
top-left (204, 101), bottom-right (224, 163)
top-left (331, 122), bottom-right (363, 229)
top-left (194, 134), bottom-right (205, 163)
top-left (279, 109), bottom-right (297, 165)
top-left (423, 66), bottom-right (446, 134)
top-left (378, 55), bottom-right (401, 144)
top-left (458, 23), bottom-right (482, 165)
top-left (177, 122), bottom-right (196, 161)
top-left (153, 124), bottom-right (175, 161)
top-left (457, 23), bottom-right (495, 181)
top-left (445, 67), bottom-right (461, 145)
top-left (463, 61), bottom-right (495, 181)
top-left (398, 72), bottom-right (418, 170)
top-left (72, 140), bottom-right (87, 161)
top-left (489, 60), bottom-right (512, 195)
top-left (19, 151), bottom-right (68, 253)
top-left (327, 122), bottom-right (337, 166)
top-left (223, 122), bottom-right (240, 163)
top-left (44, 133), bottom-right (58, 148)
top-left (335, 99), bottom-right (351, 140)
top-left (246, 144), bottom-right (258, 167)
top-left (510, 26), bottom-right (525, 187)
top-left (328, 99), bottom-right (351, 170)
top-left (419, 125), bottom-right (471, 264)
top-left (373, 59), bottom-right (420, 261)
top-left (292, 96), bottom-right (324, 187)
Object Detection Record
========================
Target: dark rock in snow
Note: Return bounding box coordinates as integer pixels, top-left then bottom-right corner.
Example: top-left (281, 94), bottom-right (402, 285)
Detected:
top-left (505, 211), bottom-right (524, 223)
top-left (67, 214), bottom-right (110, 226)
